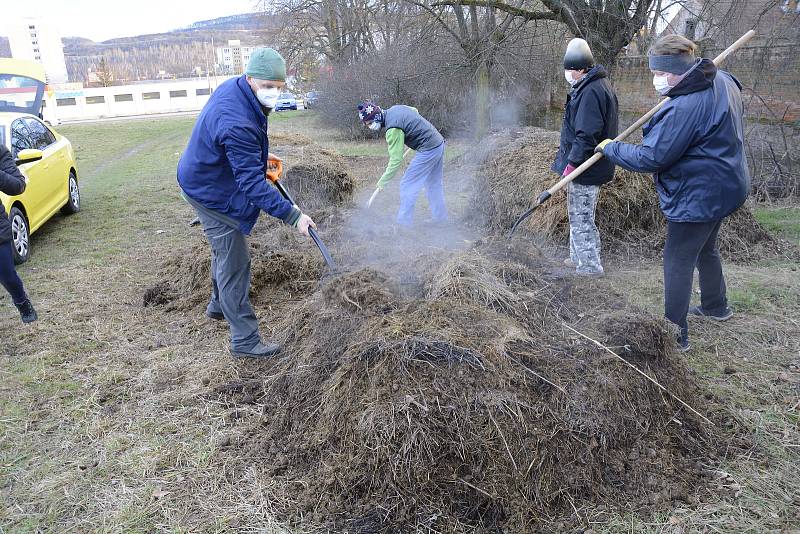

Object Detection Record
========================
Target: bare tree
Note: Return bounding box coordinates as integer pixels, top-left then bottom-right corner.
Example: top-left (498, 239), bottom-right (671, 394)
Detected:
top-left (405, 0), bottom-right (530, 136)
top-left (427, 0), bottom-right (662, 67)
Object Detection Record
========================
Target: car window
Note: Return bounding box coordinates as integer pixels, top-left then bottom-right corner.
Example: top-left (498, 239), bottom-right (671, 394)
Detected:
top-left (24, 118), bottom-right (56, 150)
top-left (10, 119), bottom-right (33, 158)
top-left (280, 93), bottom-right (293, 99)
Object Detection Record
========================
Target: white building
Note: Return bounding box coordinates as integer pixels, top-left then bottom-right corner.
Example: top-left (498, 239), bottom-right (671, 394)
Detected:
top-left (216, 40), bottom-right (256, 75)
top-left (7, 17), bottom-right (68, 84)
top-left (41, 76), bottom-right (236, 123)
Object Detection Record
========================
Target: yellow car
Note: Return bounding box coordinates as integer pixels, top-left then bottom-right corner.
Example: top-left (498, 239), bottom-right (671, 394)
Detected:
top-left (0, 59), bottom-right (80, 263)
top-left (0, 112), bottom-right (79, 263)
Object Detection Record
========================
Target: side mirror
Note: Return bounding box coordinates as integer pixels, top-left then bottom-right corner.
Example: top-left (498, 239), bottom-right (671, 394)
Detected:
top-left (15, 149), bottom-right (43, 166)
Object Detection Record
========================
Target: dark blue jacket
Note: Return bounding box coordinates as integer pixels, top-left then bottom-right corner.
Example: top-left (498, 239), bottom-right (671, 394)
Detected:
top-left (552, 64), bottom-right (619, 186)
top-left (177, 75), bottom-right (298, 234)
top-left (603, 59), bottom-right (750, 222)
top-left (0, 144), bottom-right (27, 245)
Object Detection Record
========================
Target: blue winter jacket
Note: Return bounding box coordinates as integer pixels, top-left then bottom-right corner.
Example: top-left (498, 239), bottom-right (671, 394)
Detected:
top-left (603, 59), bottom-right (750, 222)
top-left (177, 75), bottom-right (299, 234)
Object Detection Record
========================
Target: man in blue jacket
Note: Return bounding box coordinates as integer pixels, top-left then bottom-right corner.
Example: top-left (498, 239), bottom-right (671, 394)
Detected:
top-left (596, 35), bottom-right (750, 351)
top-left (552, 38), bottom-right (618, 276)
top-left (178, 48), bottom-right (316, 359)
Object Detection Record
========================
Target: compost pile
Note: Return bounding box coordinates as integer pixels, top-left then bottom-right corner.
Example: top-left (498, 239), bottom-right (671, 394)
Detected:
top-left (227, 238), bottom-right (724, 532)
top-left (147, 135), bottom-right (745, 531)
top-left (473, 127), bottom-right (778, 260)
top-left (279, 145), bottom-right (355, 210)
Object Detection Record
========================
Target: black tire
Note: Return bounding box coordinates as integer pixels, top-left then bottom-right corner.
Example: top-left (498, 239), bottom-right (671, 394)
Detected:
top-left (61, 171), bottom-right (80, 214)
top-left (9, 206), bottom-right (30, 265)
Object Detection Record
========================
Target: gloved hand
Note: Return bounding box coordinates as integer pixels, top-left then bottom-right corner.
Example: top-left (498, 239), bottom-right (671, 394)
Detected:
top-left (562, 163), bottom-right (576, 177)
top-left (294, 213), bottom-right (317, 236)
top-left (594, 139), bottom-right (613, 154)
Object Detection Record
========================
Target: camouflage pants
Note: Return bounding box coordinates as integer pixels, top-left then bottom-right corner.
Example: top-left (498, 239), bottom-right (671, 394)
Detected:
top-left (568, 182), bottom-right (603, 274)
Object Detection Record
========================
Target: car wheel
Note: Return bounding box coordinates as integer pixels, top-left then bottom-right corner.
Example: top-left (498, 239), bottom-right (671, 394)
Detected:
top-left (9, 207), bottom-right (30, 264)
top-left (61, 171), bottom-right (80, 214)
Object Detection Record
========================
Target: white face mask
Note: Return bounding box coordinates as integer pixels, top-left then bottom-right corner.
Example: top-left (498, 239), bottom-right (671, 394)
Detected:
top-left (368, 121), bottom-right (381, 131)
top-left (564, 70), bottom-right (577, 86)
top-left (653, 74), bottom-right (672, 95)
top-left (256, 87), bottom-right (279, 108)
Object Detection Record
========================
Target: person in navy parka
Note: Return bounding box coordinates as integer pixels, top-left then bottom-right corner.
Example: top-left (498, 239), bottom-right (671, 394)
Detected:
top-left (596, 35), bottom-right (750, 352)
top-left (178, 48), bottom-right (316, 359)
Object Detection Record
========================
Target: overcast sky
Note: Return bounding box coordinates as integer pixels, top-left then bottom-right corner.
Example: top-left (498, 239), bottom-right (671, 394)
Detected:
top-left (3, 0), bottom-right (260, 41)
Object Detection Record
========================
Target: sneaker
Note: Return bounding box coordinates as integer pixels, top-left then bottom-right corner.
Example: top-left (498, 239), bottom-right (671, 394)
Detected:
top-left (677, 335), bottom-right (691, 353)
top-left (230, 342), bottom-right (281, 359)
top-left (206, 310), bottom-right (225, 321)
top-left (689, 306), bottom-right (733, 321)
top-left (15, 299), bottom-right (37, 324)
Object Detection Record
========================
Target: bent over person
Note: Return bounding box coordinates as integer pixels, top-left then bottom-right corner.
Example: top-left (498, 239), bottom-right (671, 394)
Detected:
top-left (552, 38), bottom-right (619, 276)
top-left (177, 48), bottom-right (316, 359)
top-left (596, 35), bottom-right (749, 352)
top-left (359, 102), bottom-right (447, 227)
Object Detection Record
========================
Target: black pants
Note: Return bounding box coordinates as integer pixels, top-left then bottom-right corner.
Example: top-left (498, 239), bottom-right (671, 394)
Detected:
top-left (664, 219), bottom-right (728, 339)
top-left (0, 241), bottom-right (27, 305)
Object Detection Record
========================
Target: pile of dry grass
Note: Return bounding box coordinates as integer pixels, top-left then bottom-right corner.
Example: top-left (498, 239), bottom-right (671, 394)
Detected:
top-left (218, 238), bottom-right (728, 532)
top-left (474, 128), bottom-right (777, 260)
top-left (281, 145), bottom-right (356, 210)
top-left (269, 132), bottom-right (313, 146)
top-left (143, 236), bottom-right (324, 310)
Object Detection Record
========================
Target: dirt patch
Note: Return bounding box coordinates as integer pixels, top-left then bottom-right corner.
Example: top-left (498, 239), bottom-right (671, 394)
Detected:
top-left (473, 127), bottom-right (783, 261)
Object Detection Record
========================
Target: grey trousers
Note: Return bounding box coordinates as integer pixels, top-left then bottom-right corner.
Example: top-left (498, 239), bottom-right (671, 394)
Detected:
top-left (193, 207), bottom-right (261, 351)
top-left (567, 182), bottom-right (603, 274)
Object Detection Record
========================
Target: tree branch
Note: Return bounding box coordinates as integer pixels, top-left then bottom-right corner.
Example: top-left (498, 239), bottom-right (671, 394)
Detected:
top-left (432, 0), bottom-right (560, 21)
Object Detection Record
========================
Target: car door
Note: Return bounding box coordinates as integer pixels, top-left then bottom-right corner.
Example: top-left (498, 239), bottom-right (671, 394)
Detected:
top-left (10, 118), bottom-right (48, 230)
top-left (24, 117), bottom-right (66, 219)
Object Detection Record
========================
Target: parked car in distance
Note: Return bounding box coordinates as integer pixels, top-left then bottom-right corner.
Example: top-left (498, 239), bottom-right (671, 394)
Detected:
top-left (305, 91), bottom-right (319, 108)
top-left (275, 93), bottom-right (298, 111)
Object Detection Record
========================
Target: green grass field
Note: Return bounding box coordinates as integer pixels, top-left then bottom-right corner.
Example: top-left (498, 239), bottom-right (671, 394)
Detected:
top-left (0, 113), bottom-right (798, 532)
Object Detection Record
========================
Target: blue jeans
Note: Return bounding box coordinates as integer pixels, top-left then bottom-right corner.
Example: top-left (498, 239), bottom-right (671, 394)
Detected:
top-left (664, 219), bottom-right (728, 340)
top-left (397, 142), bottom-right (447, 227)
top-left (0, 241), bottom-right (27, 305)
top-left (193, 207), bottom-right (262, 351)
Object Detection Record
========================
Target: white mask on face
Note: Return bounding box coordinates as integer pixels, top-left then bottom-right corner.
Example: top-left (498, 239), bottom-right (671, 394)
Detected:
top-left (256, 87), bottom-right (280, 108)
top-left (368, 121), bottom-right (381, 131)
top-left (564, 70), bottom-right (577, 86)
top-left (653, 74), bottom-right (672, 95)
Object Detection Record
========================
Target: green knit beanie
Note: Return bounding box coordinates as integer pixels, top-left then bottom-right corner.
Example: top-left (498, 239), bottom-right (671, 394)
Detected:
top-left (245, 48), bottom-right (286, 81)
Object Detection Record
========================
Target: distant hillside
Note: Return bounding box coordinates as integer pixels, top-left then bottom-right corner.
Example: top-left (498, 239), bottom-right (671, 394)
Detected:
top-left (60, 12), bottom-right (282, 83)
top-left (184, 12), bottom-right (272, 31)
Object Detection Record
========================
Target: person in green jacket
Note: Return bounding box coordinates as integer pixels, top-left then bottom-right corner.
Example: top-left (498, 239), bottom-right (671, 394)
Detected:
top-left (359, 101), bottom-right (447, 226)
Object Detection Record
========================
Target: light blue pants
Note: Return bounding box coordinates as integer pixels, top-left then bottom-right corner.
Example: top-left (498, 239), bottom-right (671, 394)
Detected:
top-left (194, 207), bottom-right (262, 352)
top-left (397, 142), bottom-right (447, 227)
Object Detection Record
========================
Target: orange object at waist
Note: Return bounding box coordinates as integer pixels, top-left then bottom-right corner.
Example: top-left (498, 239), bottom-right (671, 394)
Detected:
top-left (266, 156), bottom-right (283, 183)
